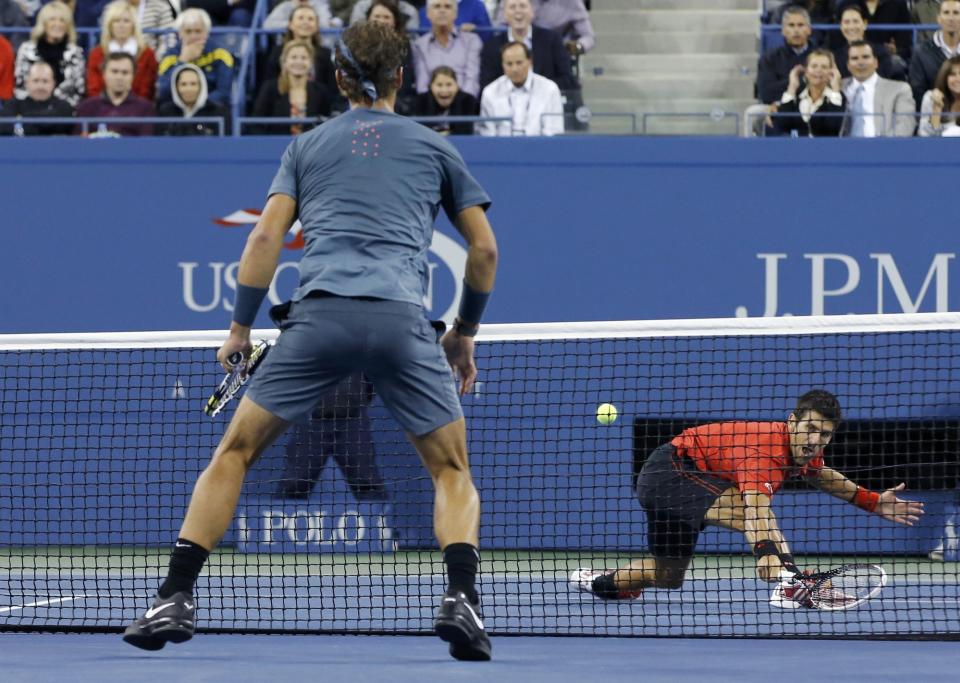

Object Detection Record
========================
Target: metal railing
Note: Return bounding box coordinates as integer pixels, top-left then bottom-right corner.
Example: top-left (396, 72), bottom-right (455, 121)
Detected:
top-left (0, 116), bottom-right (226, 135)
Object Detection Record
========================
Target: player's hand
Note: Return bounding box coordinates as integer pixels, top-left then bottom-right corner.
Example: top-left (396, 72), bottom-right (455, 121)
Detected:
top-left (441, 330), bottom-right (477, 396)
top-left (217, 331), bottom-right (252, 373)
top-left (757, 554), bottom-right (783, 583)
top-left (876, 483), bottom-right (924, 526)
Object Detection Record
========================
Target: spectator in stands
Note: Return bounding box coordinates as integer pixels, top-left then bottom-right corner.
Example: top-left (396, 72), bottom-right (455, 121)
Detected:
top-left (918, 54), bottom-right (960, 135)
top-left (496, 0), bottom-right (595, 55)
top-left (0, 0), bottom-right (29, 50)
top-left (365, 0), bottom-right (416, 114)
top-left (0, 35), bottom-right (13, 99)
top-left (347, 0), bottom-right (419, 31)
top-left (842, 39), bottom-right (916, 135)
top-left (156, 9), bottom-right (235, 106)
top-left (125, 0), bottom-right (178, 55)
top-left (478, 40), bottom-right (562, 136)
top-left (264, 0), bottom-right (333, 36)
top-left (909, 0), bottom-right (960, 108)
top-left (757, 5), bottom-right (814, 105)
top-left (832, 5), bottom-right (901, 79)
top-left (480, 0), bottom-right (575, 91)
top-left (413, 0), bottom-right (482, 97)
top-left (158, 63), bottom-right (227, 135)
top-left (180, 0), bottom-right (253, 28)
top-left (837, 1), bottom-right (912, 62)
top-left (767, 0), bottom-right (836, 24)
top-left (251, 39), bottom-right (332, 134)
top-left (414, 64), bottom-right (478, 134)
top-left (14, 1), bottom-right (85, 106)
top-left (419, 0), bottom-right (490, 36)
top-left (77, 51), bottom-right (155, 135)
top-left (86, 1), bottom-right (157, 100)
top-left (0, 60), bottom-right (74, 134)
top-left (262, 4), bottom-right (337, 100)
top-left (773, 48), bottom-right (846, 136)
top-left (913, 0), bottom-right (941, 43)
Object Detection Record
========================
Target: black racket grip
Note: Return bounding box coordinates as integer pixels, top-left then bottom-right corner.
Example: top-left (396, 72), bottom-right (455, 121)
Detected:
top-left (227, 351), bottom-right (244, 367)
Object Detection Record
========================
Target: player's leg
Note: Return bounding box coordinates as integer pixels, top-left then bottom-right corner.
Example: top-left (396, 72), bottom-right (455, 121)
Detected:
top-left (123, 397), bottom-right (289, 650)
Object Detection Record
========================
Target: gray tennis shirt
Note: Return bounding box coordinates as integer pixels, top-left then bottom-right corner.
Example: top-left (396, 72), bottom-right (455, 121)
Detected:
top-left (268, 108), bottom-right (491, 306)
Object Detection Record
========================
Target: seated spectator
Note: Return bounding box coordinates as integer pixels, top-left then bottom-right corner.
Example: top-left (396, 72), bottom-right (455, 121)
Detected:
top-left (413, 0), bottom-right (482, 97)
top-left (757, 5), bottom-right (814, 105)
top-left (918, 54), bottom-right (960, 135)
top-left (77, 51), bottom-right (156, 135)
top-left (837, 1), bottom-right (912, 62)
top-left (0, 61), bottom-right (74, 135)
top-left (251, 39), bottom-right (332, 135)
top-left (86, 1), bottom-right (158, 100)
top-left (0, 35), bottom-right (12, 99)
top-left (347, 0), bottom-right (419, 31)
top-left (481, 0), bottom-right (575, 91)
top-left (909, 0), bottom-right (960, 108)
top-left (913, 0), bottom-right (941, 43)
top-left (414, 65), bottom-right (478, 134)
top-left (14, 1), bottom-right (85, 106)
top-left (180, 0), bottom-right (253, 28)
top-left (832, 5), bottom-right (901, 79)
top-left (126, 0), bottom-right (178, 55)
top-left (419, 0), bottom-right (491, 35)
top-left (264, 0), bottom-right (333, 36)
top-left (842, 40), bottom-right (916, 136)
top-left (262, 4), bottom-right (337, 101)
top-left (158, 63), bottom-right (227, 135)
top-left (772, 48), bottom-right (846, 136)
top-left (0, 0), bottom-right (29, 50)
top-left (496, 0), bottom-right (595, 55)
top-left (156, 9), bottom-right (235, 106)
top-left (478, 41), bottom-right (562, 136)
top-left (365, 0), bottom-right (416, 114)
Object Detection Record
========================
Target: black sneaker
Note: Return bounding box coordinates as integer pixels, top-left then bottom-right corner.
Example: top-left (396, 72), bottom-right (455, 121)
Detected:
top-left (433, 591), bottom-right (492, 661)
top-left (122, 591), bottom-right (196, 651)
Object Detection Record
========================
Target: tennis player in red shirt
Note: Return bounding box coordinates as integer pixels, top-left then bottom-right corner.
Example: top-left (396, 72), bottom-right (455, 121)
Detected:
top-left (571, 389), bottom-right (924, 601)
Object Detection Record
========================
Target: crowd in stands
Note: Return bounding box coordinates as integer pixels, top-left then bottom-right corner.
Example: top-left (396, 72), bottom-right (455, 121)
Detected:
top-left (755, 0), bottom-right (960, 137)
top-left (0, 0), bottom-right (594, 136)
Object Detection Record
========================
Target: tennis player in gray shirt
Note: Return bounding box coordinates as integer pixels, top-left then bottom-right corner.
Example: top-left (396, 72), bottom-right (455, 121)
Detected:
top-left (124, 21), bottom-right (499, 662)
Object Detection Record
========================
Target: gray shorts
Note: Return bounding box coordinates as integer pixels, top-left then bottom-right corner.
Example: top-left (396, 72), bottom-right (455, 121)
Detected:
top-left (636, 444), bottom-right (733, 559)
top-left (247, 295), bottom-right (462, 436)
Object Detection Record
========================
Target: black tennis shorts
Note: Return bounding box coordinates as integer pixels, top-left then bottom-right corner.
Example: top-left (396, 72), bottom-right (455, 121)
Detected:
top-left (635, 443), bottom-right (733, 560)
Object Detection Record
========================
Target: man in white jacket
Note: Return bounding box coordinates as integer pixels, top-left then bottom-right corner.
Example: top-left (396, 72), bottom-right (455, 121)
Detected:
top-left (478, 41), bottom-right (563, 136)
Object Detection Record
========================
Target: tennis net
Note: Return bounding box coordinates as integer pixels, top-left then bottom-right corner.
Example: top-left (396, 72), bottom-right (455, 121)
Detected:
top-left (1, 314), bottom-right (959, 638)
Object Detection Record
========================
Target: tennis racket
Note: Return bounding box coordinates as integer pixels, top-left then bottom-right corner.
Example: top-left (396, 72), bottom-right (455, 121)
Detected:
top-left (203, 340), bottom-right (270, 417)
top-left (771, 563), bottom-right (887, 611)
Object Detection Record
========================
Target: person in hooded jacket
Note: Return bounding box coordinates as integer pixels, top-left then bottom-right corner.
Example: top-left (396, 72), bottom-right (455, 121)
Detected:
top-left (158, 62), bottom-right (228, 135)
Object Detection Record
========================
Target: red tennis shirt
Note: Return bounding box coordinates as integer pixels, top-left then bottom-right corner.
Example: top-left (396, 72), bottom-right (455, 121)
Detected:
top-left (671, 421), bottom-right (824, 496)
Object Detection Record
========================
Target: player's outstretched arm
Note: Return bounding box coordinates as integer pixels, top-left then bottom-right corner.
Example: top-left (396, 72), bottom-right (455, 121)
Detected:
top-left (743, 491), bottom-right (790, 582)
top-left (217, 193), bottom-right (297, 370)
top-left (441, 205), bottom-right (498, 395)
top-left (812, 467), bottom-right (924, 526)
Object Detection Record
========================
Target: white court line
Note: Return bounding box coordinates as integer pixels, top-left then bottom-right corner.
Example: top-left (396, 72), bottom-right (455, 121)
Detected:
top-left (0, 596), bottom-right (85, 614)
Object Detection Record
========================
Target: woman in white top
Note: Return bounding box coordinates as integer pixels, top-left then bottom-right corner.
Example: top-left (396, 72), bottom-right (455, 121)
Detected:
top-left (918, 56), bottom-right (960, 137)
top-left (13, 1), bottom-right (85, 106)
top-left (773, 48), bottom-right (846, 137)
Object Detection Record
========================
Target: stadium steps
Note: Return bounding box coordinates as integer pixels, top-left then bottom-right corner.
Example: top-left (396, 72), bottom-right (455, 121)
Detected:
top-left (581, 1), bottom-right (759, 136)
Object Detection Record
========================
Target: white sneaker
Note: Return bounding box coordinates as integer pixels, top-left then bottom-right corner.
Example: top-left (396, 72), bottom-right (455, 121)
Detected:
top-left (569, 568), bottom-right (642, 600)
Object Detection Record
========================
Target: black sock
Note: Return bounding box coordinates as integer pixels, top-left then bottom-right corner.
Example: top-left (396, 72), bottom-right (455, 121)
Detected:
top-left (591, 573), bottom-right (620, 600)
top-left (443, 542), bottom-right (479, 603)
top-left (157, 538), bottom-right (210, 599)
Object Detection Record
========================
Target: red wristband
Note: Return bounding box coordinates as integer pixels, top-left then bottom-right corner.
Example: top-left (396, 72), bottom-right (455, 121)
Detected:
top-left (853, 486), bottom-right (880, 513)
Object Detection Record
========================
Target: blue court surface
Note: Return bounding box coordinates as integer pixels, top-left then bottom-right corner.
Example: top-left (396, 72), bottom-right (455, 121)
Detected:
top-left (2, 633), bottom-right (958, 683)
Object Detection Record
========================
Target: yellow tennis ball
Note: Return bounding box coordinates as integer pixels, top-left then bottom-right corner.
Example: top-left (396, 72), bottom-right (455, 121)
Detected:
top-left (596, 403), bottom-right (618, 425)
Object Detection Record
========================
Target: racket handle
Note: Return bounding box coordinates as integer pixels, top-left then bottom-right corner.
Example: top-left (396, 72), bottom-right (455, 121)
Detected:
top-left (227, 351), bottom-right (244, 367)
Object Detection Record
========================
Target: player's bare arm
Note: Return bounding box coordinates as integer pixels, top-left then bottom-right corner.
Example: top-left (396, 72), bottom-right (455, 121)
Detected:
top-left (442, 205), bottom-right (498, 395)
top-left (743, 491), bottom-right (789, 582)
top-left (217, 193), bottom-right (297, 370)
top-left (812, 466), bottom-right (924, 526)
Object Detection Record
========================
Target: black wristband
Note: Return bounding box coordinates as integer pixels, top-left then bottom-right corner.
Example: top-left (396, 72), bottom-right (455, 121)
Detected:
top-left (753, 539), bottom-right (779, 559)
top-left (779, 553), bottom-right (797, 572)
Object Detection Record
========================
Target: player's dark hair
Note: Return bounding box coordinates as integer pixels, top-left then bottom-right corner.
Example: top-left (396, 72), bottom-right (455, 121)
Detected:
top-left (501, 40), bottom-right (532, 60)
top-left (103, 51), bottom-right (136, 73)
top-left (794, 389), bottom-right (841, 423)
top-left (335, 21), bottom-right (407, 104)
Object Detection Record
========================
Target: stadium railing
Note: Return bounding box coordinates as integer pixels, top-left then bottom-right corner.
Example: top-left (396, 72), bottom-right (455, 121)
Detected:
top-left (0, 116), bottom-right (226, 136)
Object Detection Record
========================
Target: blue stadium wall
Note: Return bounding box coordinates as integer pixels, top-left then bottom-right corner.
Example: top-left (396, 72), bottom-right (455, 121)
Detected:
top-left (0, 137), bottom-right (956, 555)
